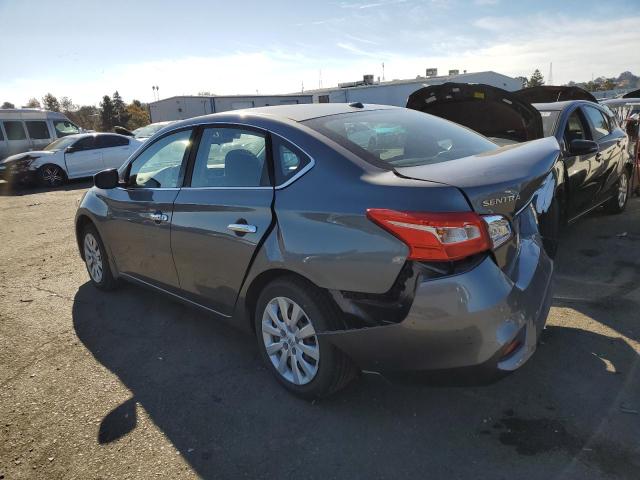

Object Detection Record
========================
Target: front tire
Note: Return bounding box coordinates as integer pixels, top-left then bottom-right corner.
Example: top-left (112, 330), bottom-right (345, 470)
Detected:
top-left (82, 224), bottom-right (117, 290)
top-left (255, 277), bottom-right (357, 399)
top-left (37, 164), bottom-right (66, 188)
top-left (604, 169), bottom-right (630, 214)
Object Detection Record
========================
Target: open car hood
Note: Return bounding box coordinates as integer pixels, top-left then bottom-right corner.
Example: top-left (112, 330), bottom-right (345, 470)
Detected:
top-left (406, 82), bottom-right (544, 143)
top-left (623, 88), bottom-right (640, 99)
top-left (513, 85), bottom-right (597, 103)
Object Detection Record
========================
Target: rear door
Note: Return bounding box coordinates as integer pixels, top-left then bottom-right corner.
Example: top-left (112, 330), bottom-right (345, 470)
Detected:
top-left (64, 136), bottom-right (103, 177)
top-left (581, 105), bottom-right (621, 201)
top-left (170, 125), bottom-right (274, 316)
top-left (96, 134), bottom-right (132, 169)
top-left (560, 107), bottom-right (601, 218)
top-left (103, 128), bottom-right (194, 289)
top-left (2, 120), bottom-right (30, 157)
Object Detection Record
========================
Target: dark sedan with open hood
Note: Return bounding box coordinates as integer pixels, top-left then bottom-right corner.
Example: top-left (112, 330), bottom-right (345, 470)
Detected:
top-left (75, 103), bottom-right (558, 398)
top-left (408, 84), bottom-right (633, 246)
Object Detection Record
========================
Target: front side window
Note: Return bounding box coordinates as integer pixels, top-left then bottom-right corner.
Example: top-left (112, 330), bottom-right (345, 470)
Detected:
top-left (128, 129), bottom-right (192, 188)
top-left (190, 127), bottom-right (267, 187)
top-left (25, 121), bottom-right (51, 139)
top-left (96, 135), bottom-right (129, 148)
top-left (538, 111), bottom-right (560, 138)
top-left (564, 110), bottom-right (589, 144)
top-left (272, 136), bottom-right (311, 185)
top-left (304, 108), bottom-right (497, 169)
top-left (3, 121), bottom-right (26, 141)
top-left (73, 136), bottom-right (96, 151)
top-left (583, 106), bottom-right (611, 141)
top-left (53, 120), bottom-right (80, 137)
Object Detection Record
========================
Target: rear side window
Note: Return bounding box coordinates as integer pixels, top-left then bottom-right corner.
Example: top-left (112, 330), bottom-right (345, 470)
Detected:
top-left (96, 135), bottom-right (129, 148)
top-left (583, 106), bottom-right (611, 141)
top-left (3, 121), bottom-right (27, 140)
top-left (25, 121), bottom-right (51, 139)
top-left (53, 120), bottom-right (80, 137)
top-left (272, 136), bottom-right (311, 185)
top-left (304, 108), bottom-right (497, 169)
top-left (190, 127), bottom-right (268, 187)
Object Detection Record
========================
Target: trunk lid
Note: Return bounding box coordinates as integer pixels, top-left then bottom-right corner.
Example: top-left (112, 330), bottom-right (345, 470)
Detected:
top-left (395, 136), bottom-right (561, 218)
top-left (406, 82), bottom-right (544, 143)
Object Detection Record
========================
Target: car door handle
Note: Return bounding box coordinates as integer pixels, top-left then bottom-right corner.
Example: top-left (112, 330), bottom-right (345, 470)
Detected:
top-left (146, 211), bottom-right (169, 223)
top-left (227, 223), bottom-right (257, 234)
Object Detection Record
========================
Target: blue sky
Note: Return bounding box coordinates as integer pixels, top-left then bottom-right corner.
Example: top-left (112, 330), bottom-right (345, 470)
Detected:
top-left (0, 0), bottom-right (638, 106)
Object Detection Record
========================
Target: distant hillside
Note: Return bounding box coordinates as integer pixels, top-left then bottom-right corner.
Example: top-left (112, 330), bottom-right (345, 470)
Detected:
top-left (567, 71), bottom-right (639, 92)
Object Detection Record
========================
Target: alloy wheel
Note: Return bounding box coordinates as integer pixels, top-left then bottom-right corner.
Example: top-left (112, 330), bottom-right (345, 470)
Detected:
top-left (42, 165), bottom-right (64, 186)
top-left (261, 296), bottom-right (320, 385)
top-left (83, 233), bottom-right (104, 283)
top-left (618, 172), bottom-right (628, 208)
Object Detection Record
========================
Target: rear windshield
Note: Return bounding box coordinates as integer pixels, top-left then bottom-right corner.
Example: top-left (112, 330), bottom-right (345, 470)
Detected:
top-left (539, 111), bottom-right (560, 138)
top-left (303, 109), bottom-right (498, 169)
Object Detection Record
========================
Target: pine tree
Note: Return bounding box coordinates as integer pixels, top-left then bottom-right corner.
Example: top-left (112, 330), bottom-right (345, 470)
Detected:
top-left (25, 98), bottom-right (41, 108)
top-left (100, 95), bottom-right (115, 131)
top-left (527, 69), bottom-right (545, 87)
top-left (112, 91), bottom-right (130, 127)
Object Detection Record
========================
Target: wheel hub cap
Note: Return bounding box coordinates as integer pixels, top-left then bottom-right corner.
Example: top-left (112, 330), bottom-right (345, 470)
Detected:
top-left (619, 174), bottom-right (628, 207)
top-left (83, 233), bottom-right (103, 283)
top-left (261, 296), bottom-right (319, 385)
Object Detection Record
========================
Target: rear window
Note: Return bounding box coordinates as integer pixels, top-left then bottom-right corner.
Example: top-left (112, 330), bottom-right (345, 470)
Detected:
top-left (538, 111), bottom-right (560, 138)
top-left (303, 109), bottom-right (497, 169)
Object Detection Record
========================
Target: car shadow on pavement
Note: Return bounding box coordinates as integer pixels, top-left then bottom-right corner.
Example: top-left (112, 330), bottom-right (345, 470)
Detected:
top-left (0, 179), bottom-right (91, 196)
top-left (72, 279), bottom-right (640, 479)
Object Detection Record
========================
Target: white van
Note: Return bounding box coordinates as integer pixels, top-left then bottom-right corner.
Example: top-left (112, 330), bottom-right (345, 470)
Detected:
top-left (0, 109), bottom-right (82, 160)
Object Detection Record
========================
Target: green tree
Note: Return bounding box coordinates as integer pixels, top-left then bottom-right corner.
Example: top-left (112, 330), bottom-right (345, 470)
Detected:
top-left (100, 95), bottom-right (115, 131)
top-left (59, 96), bottom-right (77, 113)
top-left (25, 97), bottom-right (41, 108)
top-left (527, 69), bottom-right (545, 87)
top-left (1, 101), bottom-right (15, 109)
top-left (126, 100), bottom-right (150, 130)
top-left (42, 93), bottom-right (61, 112)
top-left (67, 105), bottom-right (100, 131)
top-left (112, 91), bottom-right (130, 127)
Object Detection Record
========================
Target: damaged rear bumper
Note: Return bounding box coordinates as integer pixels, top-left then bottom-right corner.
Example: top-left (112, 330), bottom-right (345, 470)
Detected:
top-left (320, 235), bottom-right (553, 375)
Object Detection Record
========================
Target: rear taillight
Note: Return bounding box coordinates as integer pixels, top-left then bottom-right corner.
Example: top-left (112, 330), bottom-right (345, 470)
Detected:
top-left (367, 209), bottom-right (511, 262)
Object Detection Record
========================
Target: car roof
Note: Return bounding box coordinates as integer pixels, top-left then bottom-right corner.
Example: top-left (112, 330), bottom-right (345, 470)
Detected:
top-left (59, 132), bottom-right (131, 140)
top-left (532, 100), bottom-right (603, 111)
top-left (181, 103), bottom-right (398, 125)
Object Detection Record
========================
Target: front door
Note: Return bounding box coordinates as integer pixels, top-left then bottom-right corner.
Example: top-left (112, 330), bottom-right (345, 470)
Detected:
top-left (64, 136), bottom-right (103, 178)
top-left (102, 128), bottom-right (194, 289)
top-left (562, 108), bottom-right (600, 219)
top-left (171, 126), bottom-right (274, 315)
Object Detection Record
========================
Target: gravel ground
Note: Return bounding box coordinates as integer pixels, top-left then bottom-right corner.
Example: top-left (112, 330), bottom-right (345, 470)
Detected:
top-left (1, 180), bottom-right (639, 480)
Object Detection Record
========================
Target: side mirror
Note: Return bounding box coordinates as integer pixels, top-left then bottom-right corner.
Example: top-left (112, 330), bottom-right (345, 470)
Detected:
top-left (114, 125), bottom-right (134, 137)
top-left (65, 146), bottom-right (76, 153)
top-left (94, 168), bottom-right (119, 189)
top-left (569, 139), bottom-right (599, 156)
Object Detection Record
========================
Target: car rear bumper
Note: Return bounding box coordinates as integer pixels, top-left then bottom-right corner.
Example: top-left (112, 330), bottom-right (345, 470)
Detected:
top-left (321, 235), bottom-right (553, 374)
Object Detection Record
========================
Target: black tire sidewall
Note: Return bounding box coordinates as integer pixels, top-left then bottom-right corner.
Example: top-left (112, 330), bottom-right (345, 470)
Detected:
top-left (254, 279), bottom-right (343, 399)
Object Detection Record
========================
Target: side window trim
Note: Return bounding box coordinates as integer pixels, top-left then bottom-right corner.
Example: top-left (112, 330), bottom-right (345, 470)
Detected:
top-left (179, 122), bottom-right (315, 190)
top-left (123, 127), bottom-right (195, 190)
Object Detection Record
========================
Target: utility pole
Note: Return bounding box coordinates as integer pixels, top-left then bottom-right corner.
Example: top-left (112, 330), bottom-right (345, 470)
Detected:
top-left (548, 62), bottom-right (553, 85)
top-left (382, 62), bottom-right (385, 82)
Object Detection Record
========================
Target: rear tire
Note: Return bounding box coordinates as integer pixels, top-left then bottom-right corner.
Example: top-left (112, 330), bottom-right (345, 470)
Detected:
top-left (604, 169), bottom-right (630, 214)
top-left (82, 224), bottom-right (117, 291)
top-left (255, 277), bottom-right (357, 399)
top-left (37, 164), bottom-right (66, 188)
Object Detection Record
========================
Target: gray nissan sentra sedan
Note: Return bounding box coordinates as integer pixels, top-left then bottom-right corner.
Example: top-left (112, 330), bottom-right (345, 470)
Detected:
top-left (75, 103), bottom-right (559, 398)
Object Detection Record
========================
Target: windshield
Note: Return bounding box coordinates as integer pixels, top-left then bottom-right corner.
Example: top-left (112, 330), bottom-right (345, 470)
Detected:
top-left (538, 111), bottom-right (560, 138)
top-left (303, 108), bottom-right (498, 168)
top-left (134, 123), bottom-right (170, 139)
top-left (53, 120), bottom-right (80, 137)
top-left (44, 136), bottom-right (77, 151)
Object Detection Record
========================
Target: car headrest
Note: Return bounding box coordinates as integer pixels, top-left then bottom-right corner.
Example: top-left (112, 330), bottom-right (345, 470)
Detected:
top-left (224, 149), bottom-right (261, 186)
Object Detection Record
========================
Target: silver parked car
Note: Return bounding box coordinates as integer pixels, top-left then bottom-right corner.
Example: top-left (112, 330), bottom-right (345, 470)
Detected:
top-left (75, 103), bottom-right (558, 398)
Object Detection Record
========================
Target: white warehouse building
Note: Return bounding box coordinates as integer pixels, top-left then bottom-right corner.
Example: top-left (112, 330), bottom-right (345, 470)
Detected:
top-left (302, 70), bottom-right (522, 106)
top-left (149, 94), bottom-right (314, 122)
